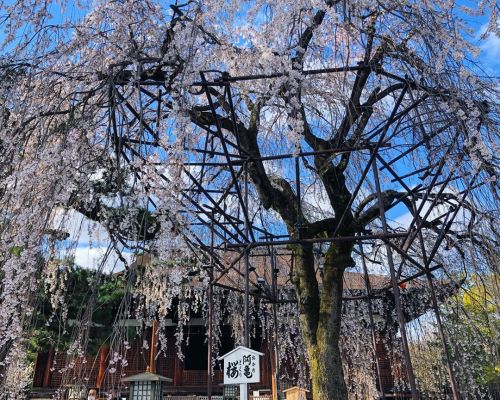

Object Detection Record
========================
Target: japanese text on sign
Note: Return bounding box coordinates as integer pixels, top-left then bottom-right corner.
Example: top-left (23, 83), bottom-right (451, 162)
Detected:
top-left (221, 347), bottom-right (261, 384)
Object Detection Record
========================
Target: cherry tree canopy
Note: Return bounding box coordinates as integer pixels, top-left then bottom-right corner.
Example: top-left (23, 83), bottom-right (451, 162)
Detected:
top-left (0, 1), bottom-right (498, 399)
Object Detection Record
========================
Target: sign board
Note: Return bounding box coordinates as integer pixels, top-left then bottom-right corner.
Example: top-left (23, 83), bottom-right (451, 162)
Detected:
top-left (218, 346), bottom-right (263, 385)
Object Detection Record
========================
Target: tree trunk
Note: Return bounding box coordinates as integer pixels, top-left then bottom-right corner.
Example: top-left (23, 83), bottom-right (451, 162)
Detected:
top-left (294, 242), bottom-right (352, 400)
top-left (308, 340), bottom-right (347, 400)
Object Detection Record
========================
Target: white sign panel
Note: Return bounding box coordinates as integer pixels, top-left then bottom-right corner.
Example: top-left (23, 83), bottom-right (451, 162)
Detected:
top-left (218, 346), bottom-right (263, 385)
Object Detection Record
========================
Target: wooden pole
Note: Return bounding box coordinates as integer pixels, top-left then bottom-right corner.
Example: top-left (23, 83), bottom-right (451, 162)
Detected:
top-left (96, 344), bottom-right (110, 389)
top-left (271, 374), bottom-right (278, 400)
top-left (42, 348), bottom-right (54, 388)
top-left (173, 355), bottom-right (183, 386)
top-left (149, 320), bottom-right (158, 373)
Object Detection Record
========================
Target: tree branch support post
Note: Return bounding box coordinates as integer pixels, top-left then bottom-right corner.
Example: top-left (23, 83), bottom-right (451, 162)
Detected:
top-left (372, 160), bottom-right (418, 399)
top-left (413, 200), bottom-right (460, 400)
top-left (271, 248), bottom-right (281, 400)
top-left (358, 241), bottom-right (386, 399)
top-left (243, 162), bottom-right (250, 400)
top-left (207, 215), bottom-right (215, 400)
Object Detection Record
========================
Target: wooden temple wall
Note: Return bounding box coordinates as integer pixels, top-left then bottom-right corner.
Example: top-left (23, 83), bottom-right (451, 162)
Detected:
top-left (32, 325), bottom-right (403, 397)
top-left (32, 326), bottom-right (273, 394)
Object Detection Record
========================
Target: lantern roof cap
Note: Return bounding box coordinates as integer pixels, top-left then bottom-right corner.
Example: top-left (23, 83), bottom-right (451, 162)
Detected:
top-left (217, 345), bottom-right (264, 361)
top-left (122, 371), bottom-right (172, 383)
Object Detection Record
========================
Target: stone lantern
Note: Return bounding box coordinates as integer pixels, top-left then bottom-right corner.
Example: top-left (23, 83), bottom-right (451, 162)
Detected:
top-left (122, 370), bottom-right (172, 400)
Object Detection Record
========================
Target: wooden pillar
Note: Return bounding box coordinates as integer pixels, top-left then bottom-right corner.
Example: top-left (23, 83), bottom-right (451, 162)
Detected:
top-left (96, 344), bottom-right (110, 389)
top-left (149, 320), bottom-right (158, 374)
top-left (173, 353), bottom-right (183, 386)
top-left (266, 340), bottom-right (278, 400)
top-left (32, 353), bottom-right (42, 387)
top-left (42, 348), bottom-right (54, 388)
top-left (271, 375), bottom-right (278, 400)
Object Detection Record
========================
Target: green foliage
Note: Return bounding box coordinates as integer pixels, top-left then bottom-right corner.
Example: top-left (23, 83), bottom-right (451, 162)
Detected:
top-left (9, 245), bottom-right (22, 257)
top-left (451, 274), bottom-right (500, 386)
top-left (27, 265), bottom-right (125, 359)
top-left (415, 273), bottom-right (499, 397)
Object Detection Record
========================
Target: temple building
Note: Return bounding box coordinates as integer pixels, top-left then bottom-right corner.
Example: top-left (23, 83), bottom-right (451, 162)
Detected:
top-left (29, 254), bottom-right (457, 399)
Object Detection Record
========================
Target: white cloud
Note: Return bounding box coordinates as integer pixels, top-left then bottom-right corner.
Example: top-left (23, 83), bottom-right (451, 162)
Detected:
top-left (478, 24), bottom-right (500, 70)
top-left (392, 194), bottom-right (470, 231)
top-left (72, 246), bottom-right (132, 273)
top-left (50, 208), bottom-right (132, 273)
top-left (480, 33), bottom-right (500, 62)
top-left (51, 208), bottom-right (109, 247)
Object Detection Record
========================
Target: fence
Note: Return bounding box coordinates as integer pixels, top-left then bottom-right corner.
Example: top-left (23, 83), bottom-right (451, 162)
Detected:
top-left (166, 397), bottom-right (271, 400)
